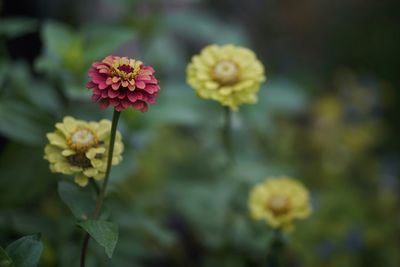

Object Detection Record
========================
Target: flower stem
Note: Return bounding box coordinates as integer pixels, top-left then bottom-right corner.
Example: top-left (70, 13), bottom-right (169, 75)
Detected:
top-left (80, 110), bottom-right (121, 267)
top-left (266, 230), bottom-right (286, 267)
top-left (222, 106), bottom-right (235, 164)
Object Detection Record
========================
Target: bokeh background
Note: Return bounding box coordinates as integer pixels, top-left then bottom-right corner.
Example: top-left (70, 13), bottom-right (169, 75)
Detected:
top-left (1, 0), bottom-right (400, 266)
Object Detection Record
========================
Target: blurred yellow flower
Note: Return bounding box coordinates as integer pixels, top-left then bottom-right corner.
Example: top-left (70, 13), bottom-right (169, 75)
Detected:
top-left (249, 177), bottom-right (311, 232)
top-left (44, 116), bottom-right (124, 187)
top-left (186, 44), bottom-right (265, 110)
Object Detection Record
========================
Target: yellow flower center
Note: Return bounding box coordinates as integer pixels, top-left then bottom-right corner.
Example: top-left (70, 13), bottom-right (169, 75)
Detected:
top-left (111, 58), bottom-right (142, 81)
top-left (67, 128), bottom-right (98, 152)
top-left (267, 195), bottom-right (290, 216)
top-left (212, 60), bottom-right (239, 85)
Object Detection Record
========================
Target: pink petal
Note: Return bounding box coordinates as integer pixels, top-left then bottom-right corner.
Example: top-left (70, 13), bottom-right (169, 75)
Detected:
top-left (121, 98), bottom-right (131, 108)
top-left (108, 89), bottom-right (119, 98)
top-left (136, 80), bottom-right (146, 89)
top-left (136, 75), bottom-right (150, 81)
top-left (98, 82), bottom-right (108, 90)
top-left (86, 81), bottom-right (96, 89)
top-left (147, 77), bottom-right (158, 84)
top-left (91, 94), bottom-right (101, 102)
top-left (144, 84), bottom-right (159, 94)
top-left (115, 105), bottom-right (124, 112)
top-left (127, 91), bottom-right (140, 102)
top-left (112, 83), bottom-right (120, 90)
top-left (106, 77), bottom-right (113, 85)
top-left (133, 101), bottom-right (148, 112)
top-left (118, 91), bottom-right (126, 99)
top-left (110, 99), bottom-right (120, 107)
top-left (98, 99), bottom-right (109, 109)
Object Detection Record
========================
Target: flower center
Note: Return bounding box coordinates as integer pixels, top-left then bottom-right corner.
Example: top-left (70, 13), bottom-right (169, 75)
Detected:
top-left (212, 60), bottom-right (239, 85)
top-left (111, 58), bottom-right (141, 81)
top-left (267, 195), bottom-right (290, 216)
top-left (67, 153), bottom-right (92, 168)
top-left (118, 64), bottom-right (133, 73)
top-left (67, 128), bottom-right (98, 152)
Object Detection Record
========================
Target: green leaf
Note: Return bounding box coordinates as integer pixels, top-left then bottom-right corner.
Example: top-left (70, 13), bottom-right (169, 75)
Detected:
top-left (78, 220), bottom-right (119, 258)
top-left (0, 143), bottom-right (52, 207)
top-left (0, 247), bottom-right (13, 267)
top-left (0, 18), bottom-right (37, 38)
top-left (5, 234), bottom-right (43, 267)
top-left (83, 25), bottom-right (135, 64)
top-left (0, 100), bottom-right (51, 145)
top-left (41, 21), bottom-right (81, 59)
top-left (58, 181), bottom-right (95, 220)
top-left (40, 21), bottom-right (83, 73)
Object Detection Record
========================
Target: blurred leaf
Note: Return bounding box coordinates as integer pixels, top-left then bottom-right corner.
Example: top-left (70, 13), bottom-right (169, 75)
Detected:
top-left (5, 234), bottom-right (43, 267)
top-left (144, 33), bottom-right (185, 75)
top-left (83, 25), bottom-right (135, 63)
top-left (0, 18), bottom-right (37, 38)
top-left (25, 81), bottom-right (62, 114)
top-left (146, 82), bottom-right (210, 126)
top-left (0, 247), bottom-right (13, 267)
top-left (58, 181), bottom-right (95, 220)
top-left (39, 21), bottom-right (83, 74)
top-left (41, 21), bottom-right (81, 59)
top-left (0, 143), bottom-right (52, 207)
top-left (78, 220), bottom-right (118, 258)
top-left (263, 79), bottom-right (309, 113)
top-left (0, 100), bottom-right (51, 145)
top-left (164, 11), bottom-right (248, 44)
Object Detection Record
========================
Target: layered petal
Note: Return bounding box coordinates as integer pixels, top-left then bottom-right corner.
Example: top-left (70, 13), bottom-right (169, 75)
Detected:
top-left (87, 55), bottom-right (160, 112)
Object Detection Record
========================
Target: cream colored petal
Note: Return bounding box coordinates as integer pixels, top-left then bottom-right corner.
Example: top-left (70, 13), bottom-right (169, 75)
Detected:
top-left (74, 175), bottom-right (89, 187)
top-left (63, 116), bottom-right (78, 132)
top-left (61, 149), bottom-right (76, 156)
top-left (83, 168), bottom-right (98, 177)
top-left (47, 133), bottom-right (67, 148)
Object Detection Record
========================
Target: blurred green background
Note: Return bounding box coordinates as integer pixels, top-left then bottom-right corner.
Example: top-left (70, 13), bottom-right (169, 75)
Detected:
top-left (0, 0), bottom-right (399, 266)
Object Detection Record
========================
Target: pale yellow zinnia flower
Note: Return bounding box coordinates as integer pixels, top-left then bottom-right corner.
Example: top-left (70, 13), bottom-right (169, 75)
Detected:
top-left (186, 44), bottom-right (265, 110)
top-left (44, 116), bottom-right (124, 186)
top-left (249, 177), bottom-right (312, 232)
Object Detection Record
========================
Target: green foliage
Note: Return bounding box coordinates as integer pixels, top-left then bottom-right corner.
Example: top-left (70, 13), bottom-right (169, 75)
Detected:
top-left (0, 247), bottom-right (13, 267)
top-left (5, 235), bottom-right (43, 267)
top-left (0, 18), bottom-right (37, 38)
top-left (57, 181), bottom-right (95, 221)
top-left (78, 220), bottom-right (119, 258)
top-left (0, 1), bottom-right (398, 267)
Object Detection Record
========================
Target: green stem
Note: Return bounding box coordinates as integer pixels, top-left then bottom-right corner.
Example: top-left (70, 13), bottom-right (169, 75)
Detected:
top-left (222, 106), bottom-right (235, 163)
top-left (80, 110), bottom-right (121, 267)
top-left (266, 230), bottom-right (286, 267)
top-left (89, 179), bottom-right (100, 196)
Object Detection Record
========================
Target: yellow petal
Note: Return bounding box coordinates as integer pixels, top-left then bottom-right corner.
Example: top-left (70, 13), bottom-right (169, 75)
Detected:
top-left (74, 175), bottom-right (89, 187)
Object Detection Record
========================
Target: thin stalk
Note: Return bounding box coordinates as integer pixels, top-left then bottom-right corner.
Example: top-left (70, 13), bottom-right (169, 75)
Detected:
top-left (80, 110), bottom-right (121, 267)
top-left (266, 230), bottom-right (286, 267)
top-left (222, 106), bottom-right (235, 163)
top-left (89, 179), bottom-right (100, 196)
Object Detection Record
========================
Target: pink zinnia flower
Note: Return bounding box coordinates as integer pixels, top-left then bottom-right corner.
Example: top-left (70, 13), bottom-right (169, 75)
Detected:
top-left (86, 56), bottom-right (160, 112)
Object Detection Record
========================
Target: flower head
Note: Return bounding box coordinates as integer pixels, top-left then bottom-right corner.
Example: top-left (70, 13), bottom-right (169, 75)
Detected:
top-left (186, 44), bottom-right (265, 110)
top-left (44, 116), bottom-right (124, 186)
top-left (249, 177), bottom-right (311, 232)
top-left (86, 56), bottom-right (160, 112)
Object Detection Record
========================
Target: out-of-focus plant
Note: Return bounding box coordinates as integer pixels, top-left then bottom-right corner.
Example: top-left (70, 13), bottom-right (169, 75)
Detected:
top-left (249, 176), bottom-right (312, 266)
top-left (186, 44), bottom-right (265, 162)
top-left (43, 54), bottom-right (160, 266)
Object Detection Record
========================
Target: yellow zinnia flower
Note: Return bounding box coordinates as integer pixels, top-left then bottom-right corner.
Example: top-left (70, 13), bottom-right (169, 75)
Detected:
top-left (44, 116), bottom-right (124, 187)
top-left (186, 44), bottom-right (265, 110)
top-left (249, 177), bottom-right (312, 232)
